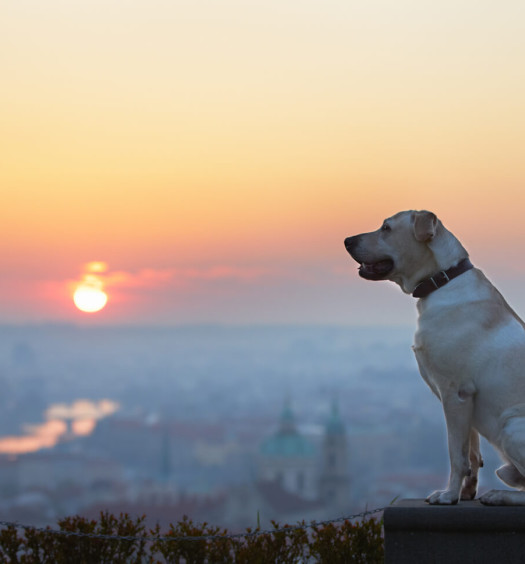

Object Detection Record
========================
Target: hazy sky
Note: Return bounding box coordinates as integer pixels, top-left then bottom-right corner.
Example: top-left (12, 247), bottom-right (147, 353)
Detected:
top-left (2, 1), bottom-right (525, 324)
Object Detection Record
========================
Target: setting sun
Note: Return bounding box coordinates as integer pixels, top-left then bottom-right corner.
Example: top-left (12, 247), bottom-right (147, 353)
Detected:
top-left (73, 284), bottom-right (108, 313)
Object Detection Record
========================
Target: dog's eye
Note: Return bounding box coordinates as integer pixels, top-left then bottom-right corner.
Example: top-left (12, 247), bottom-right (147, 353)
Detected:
top-left (381, 223), bottom-right (391, 232)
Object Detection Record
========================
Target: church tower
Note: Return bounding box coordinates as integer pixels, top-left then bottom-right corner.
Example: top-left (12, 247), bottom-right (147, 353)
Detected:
top-left (259, 398), bottom-right (318, 500)
top-left (319, 399), bottom-right (350, 509)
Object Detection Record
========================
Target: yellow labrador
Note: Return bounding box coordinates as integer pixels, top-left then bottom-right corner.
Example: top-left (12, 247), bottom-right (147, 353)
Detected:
top-left (345, 210), bottom-right (525, 505)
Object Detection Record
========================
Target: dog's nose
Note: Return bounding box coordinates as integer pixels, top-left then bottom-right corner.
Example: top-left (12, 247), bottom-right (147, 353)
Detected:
top-left (344, 236), bottom-right (357, 251)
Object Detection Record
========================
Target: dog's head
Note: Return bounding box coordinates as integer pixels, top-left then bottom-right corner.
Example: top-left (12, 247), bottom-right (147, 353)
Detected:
top-left (344, 210), bottom-right (468, 294)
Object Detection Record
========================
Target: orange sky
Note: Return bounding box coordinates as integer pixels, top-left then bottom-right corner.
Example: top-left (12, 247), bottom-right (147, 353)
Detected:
top-left (1, 1), bottom-right (525, 325)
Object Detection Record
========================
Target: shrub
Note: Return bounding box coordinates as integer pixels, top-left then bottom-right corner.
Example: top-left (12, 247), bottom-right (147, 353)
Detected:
top-left (0, 512), bottom-right (384, 563)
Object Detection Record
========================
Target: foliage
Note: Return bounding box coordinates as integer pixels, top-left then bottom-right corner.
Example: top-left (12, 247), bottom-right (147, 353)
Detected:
top-left (309, 518), bottom-right (384, 563)
top-left (0, 512), bottom-right (384, 563)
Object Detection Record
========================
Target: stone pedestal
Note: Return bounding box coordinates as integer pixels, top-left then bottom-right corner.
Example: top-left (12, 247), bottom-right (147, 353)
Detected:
top-left (384, 498), bottom-right (525, 564)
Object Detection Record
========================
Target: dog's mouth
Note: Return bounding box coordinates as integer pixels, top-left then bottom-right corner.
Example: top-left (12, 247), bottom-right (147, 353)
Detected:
top-left (358, 259), bottom-right (394, 281)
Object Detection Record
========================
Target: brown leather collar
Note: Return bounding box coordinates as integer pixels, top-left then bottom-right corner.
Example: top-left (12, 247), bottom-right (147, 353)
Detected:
top-left (412, 258), bottom-right (474, 299)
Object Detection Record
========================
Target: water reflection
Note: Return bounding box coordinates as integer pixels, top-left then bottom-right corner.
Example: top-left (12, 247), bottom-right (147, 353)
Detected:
top-left (0, 399), bottom-right (119, 454)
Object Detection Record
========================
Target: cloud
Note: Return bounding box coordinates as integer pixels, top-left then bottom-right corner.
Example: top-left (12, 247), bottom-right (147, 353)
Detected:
top-left (69, 260), bottom-right (274, 298)
top-left (103, 268), bottom-right (174, 288)
top-left (85, 261), bottom-right (108, 274)
top-left (68, 262), bottom-right (273, 310)
top-left (175, 266), bottom-right (270, 281)
top-left (103, 265), bottom-right (272, 289)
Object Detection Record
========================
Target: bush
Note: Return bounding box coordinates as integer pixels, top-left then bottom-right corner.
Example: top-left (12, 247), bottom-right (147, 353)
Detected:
top-left (0, 512), bottom-right (384, 563)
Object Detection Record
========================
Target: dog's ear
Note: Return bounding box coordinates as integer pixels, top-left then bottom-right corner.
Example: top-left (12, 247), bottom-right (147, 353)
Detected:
top-left (413, 211), bottom-right (438, 242)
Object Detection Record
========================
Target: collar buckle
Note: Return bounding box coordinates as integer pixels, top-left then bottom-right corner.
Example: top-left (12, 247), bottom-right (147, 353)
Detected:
top-left (430, 270), bottom-right (450, 289)
top-left (413, 258), bottom-right (473, 299)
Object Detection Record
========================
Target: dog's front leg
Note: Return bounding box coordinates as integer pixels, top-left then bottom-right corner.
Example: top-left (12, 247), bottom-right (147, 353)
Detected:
top-left (461, 429), bottom-right (483, 500)
top-left (427, 385), bottom-right (475, 505)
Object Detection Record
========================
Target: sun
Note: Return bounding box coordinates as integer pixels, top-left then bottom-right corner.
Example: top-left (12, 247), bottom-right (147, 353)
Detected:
top-left (73, 284), bottom-right (108, 313)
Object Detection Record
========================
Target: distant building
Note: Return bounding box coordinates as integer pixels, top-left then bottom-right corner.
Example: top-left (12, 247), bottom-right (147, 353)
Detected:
top-left (14, 452), bottom-right (122, 492)
top-left (259, 399), bottom-right (318, 500)
top-left (319, 400), bottom-right (350, 510)
top-left (258, 398), bottom-right (350, 512)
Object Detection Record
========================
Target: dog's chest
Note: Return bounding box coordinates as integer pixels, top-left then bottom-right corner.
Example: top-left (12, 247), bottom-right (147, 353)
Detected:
top-left (412, 314), bottom-right (474, 393)
top-left (412, 338), bottom-right (446, 396)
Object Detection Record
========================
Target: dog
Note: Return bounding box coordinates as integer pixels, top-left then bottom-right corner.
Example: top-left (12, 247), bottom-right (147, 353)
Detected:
top-left (345, 210), bottom-right (525, 505)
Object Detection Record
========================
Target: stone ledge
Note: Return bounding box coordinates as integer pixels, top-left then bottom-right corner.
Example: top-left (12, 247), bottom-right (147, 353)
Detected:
top-left (384, 498), bottom-right (525, 564)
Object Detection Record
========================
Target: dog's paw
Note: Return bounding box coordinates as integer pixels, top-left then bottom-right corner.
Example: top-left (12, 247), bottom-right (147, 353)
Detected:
top-left (480, 490), bottom-right (525, 506)
top-left (426, 490), bottom-right (459, 505)
top-left (479, 489), bottom-right (522, 505)
top-left (480, 490), bottom-right (504, 505)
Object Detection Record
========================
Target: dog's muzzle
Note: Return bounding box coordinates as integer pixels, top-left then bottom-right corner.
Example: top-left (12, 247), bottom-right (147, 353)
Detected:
top-left (344, 236), bottom-right (394, 281)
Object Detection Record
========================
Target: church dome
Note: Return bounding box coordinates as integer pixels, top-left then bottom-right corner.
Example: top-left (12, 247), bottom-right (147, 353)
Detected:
top-left (260, 431), bottom-right (317, 458)
top-left (260, 401), bottom-right (316, 458)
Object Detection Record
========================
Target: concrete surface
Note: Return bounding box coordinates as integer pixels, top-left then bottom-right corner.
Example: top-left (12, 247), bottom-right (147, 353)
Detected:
top-left (384, 498), bottom-right (525, 563)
